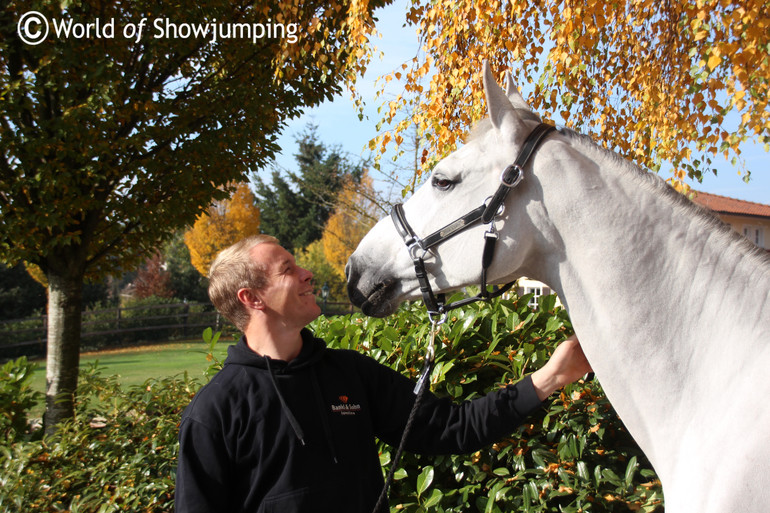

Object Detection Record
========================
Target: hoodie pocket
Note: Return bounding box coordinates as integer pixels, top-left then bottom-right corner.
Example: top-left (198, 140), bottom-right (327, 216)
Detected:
top-left (260, 484), bottom-right (354, 513)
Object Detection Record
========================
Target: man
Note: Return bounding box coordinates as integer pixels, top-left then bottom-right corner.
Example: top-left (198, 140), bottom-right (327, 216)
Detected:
top-left (175, 234), bottom-right (591, 513)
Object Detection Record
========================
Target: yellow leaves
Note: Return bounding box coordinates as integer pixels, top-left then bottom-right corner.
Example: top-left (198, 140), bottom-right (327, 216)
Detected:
top-left (320, 172), bottom-right (378, 277)
top-left (707, 53), bottom-right (722, 71)
top-left (184, 183), bottom-right (260, 277)
top-left (24, 262), bottom-right (47, 287)
top-left (366, 0), bottom-right (769, 185)
top-left (732, 89), bottom-right (747, 111)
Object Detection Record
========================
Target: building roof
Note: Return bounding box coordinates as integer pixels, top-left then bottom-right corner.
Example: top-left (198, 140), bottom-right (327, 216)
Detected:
top-left (692, 191), bottom-right (770, 219)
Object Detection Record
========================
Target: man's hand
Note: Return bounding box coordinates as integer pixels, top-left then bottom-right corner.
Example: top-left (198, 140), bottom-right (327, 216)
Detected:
top-left (531, 335), bottom-right (592, 402)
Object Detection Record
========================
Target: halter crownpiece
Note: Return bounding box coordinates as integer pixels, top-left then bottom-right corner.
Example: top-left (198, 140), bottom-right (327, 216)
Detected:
top-left (390, 122), bottom-right (557, 316)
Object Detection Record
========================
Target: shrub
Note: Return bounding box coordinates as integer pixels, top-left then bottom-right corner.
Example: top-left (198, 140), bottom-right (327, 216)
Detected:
top-left (0, 293), bottom-right (664, 512)
top-left (0, 364), bottom-right (198, 512)
top-left (311, 293), bottom-right (664, 512)
top-left (0, 357), bottom-right (43, 443)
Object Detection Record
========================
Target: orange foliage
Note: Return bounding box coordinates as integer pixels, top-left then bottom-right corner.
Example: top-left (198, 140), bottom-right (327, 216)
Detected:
top-left (321, 172), bottom-right (380, 277)
top-left (185, 183), bottom-right (261, 277)
top-left (368, 0), bottom-right (769, 190)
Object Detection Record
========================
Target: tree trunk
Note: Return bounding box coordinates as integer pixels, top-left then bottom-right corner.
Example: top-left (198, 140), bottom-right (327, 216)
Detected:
top-left (43, 270), bottom-right (84, 435)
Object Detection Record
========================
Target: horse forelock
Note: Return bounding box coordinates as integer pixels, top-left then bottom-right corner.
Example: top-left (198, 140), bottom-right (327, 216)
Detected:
top-left (465, 118), bottom-right (493, 143)
top-left (560, 128), bottom-right (770, 272)
top-left (464, 108), bottom-right (541, 144)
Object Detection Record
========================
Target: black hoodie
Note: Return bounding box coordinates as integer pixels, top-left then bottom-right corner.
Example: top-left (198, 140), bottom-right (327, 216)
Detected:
top-left (175, 329), bottom-right (543, 513)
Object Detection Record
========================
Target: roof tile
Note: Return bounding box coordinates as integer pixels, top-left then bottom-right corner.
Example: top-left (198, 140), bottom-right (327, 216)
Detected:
top-left (692, 191), bottom-right (770, 218)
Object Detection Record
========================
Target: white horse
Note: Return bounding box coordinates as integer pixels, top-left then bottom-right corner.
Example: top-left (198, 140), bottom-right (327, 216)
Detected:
top-left (346, 61), bottom-right (770, 512)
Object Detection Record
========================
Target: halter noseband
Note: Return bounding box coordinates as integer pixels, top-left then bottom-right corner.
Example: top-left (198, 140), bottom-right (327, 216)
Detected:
top-left (390, 122), bottom-right (556, 317)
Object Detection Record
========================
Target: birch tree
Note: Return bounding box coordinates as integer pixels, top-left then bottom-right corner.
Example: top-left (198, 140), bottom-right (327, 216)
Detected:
top-left (370, 0), bottom-right (768, 190)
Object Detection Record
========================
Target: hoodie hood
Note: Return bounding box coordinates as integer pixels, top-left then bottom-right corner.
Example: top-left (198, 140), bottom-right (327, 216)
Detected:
top-left (224, 328), bottom-right (327, 371)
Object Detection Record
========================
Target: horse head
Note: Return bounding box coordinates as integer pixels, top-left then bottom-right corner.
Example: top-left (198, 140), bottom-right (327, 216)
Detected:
top-left (346, 61), bottom-right (563, 317)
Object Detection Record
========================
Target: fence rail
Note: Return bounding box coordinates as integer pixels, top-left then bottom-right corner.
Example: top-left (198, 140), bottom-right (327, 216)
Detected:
top-left (1, 300), bottom-right (356, 360)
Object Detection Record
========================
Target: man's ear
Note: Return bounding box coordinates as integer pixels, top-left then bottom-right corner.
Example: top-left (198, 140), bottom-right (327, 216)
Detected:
top-left (237, 288), bottom-right (265, 311)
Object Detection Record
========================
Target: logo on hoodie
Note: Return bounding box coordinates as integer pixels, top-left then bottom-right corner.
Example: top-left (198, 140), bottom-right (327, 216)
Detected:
top-left (331, 395), bottom-right (361, 416)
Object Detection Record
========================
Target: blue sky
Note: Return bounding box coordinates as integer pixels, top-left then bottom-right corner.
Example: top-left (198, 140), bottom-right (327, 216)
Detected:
top-left (269, 1), bottom-right (768, 205)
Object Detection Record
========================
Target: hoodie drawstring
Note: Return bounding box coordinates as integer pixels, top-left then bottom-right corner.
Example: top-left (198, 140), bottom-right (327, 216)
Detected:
top-left (264, 356), bottom-right (339, 465)
top-left (265, 356), bottom-right (306, 446)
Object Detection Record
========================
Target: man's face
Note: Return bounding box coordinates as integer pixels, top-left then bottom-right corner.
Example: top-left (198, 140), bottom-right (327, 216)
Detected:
top-left (250, 242), bottom-right (321, 327)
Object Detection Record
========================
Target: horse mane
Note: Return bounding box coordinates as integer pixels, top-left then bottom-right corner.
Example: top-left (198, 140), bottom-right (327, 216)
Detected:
top-left (558, 127), bottom-right (770, 270)
top-left (465, 119), bottom-right (768, 270)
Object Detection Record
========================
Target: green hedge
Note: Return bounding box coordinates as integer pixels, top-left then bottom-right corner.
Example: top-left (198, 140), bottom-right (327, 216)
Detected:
top-left (0, 363), bottom-right (194, 512)
top-left (0, 293), bottom-right (664, 512)
top-left (313, 293), bottom-right (663, 512)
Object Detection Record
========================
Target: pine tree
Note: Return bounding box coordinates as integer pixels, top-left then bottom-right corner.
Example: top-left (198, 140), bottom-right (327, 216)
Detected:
top-left (254, 125), bottom-right (365, 252)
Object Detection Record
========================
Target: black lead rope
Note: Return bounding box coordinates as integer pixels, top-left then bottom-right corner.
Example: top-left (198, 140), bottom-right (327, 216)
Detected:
top-left (372, 319), bottom-right (440, 513)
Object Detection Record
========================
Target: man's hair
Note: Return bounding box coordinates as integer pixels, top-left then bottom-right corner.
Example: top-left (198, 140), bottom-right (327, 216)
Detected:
top-left (208, 234), bottom-right (279, 332)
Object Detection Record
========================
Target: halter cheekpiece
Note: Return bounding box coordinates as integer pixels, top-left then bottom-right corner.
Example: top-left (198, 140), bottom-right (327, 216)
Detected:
top-left (390, 122), bottom-right (557, 318)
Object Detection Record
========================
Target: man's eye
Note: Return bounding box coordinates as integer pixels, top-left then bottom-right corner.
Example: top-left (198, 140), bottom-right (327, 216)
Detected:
top-left (431, 176), bottom-right (456, 191)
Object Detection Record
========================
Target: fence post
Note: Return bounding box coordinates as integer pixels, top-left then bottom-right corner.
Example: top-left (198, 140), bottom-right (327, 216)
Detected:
top-left (182, 303), bottom-right (190, 338)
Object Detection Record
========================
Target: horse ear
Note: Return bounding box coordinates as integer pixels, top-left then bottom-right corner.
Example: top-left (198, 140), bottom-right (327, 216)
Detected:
top-left (482, 60), bottom-right (526, 137)
top-left (504, 72), bottom-right (533, 111)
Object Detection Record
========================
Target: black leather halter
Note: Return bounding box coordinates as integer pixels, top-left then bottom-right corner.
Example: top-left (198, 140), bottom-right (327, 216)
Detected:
top-left (390, 123), bottom-right (556, 317)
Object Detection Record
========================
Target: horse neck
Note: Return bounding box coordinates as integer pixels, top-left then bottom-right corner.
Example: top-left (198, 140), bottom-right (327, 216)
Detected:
top-left (530, 143), bottom-right (770, 474)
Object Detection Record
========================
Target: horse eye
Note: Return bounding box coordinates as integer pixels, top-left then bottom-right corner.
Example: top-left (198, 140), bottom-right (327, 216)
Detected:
top-left (431, 176), bottom-right (455, 191)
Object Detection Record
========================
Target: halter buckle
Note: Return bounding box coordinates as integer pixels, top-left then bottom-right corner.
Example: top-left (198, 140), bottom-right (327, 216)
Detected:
top-left (500, 164), bottom-right (524, 188)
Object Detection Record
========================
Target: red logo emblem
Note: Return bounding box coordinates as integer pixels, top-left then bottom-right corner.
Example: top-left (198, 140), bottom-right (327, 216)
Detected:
top-left (339, 395), bottom-right (349, 404)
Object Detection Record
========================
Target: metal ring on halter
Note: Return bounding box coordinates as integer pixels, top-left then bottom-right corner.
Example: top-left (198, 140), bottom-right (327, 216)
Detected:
top-left (483, 195), bottom-right (506, 220)
top-left (428, 310), bottom-right (448, 326)
top-left (407, 240), bottom-right (427, 261)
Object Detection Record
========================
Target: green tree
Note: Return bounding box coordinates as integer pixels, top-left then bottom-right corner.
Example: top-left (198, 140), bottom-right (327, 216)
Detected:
top-left (163, 231), bottom-right (209, 303)
top-left (0, 0), bottom-right (387, 431)
top-left (294, 239), bottom-right (347, 302)
top-left (254, 124), bottom-right (365, 252)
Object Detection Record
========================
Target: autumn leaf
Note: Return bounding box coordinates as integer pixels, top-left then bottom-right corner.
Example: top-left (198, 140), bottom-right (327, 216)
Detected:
top-left (321, 172), bottom-right (380, 277)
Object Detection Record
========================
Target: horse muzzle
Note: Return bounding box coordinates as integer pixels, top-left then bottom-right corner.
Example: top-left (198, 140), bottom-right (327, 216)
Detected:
top-left (345, 256), bottom-right (401, 317)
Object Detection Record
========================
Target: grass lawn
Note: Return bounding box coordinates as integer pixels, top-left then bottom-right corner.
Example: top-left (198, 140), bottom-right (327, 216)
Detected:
top-left (28, 338), bottom-right (237, 414)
